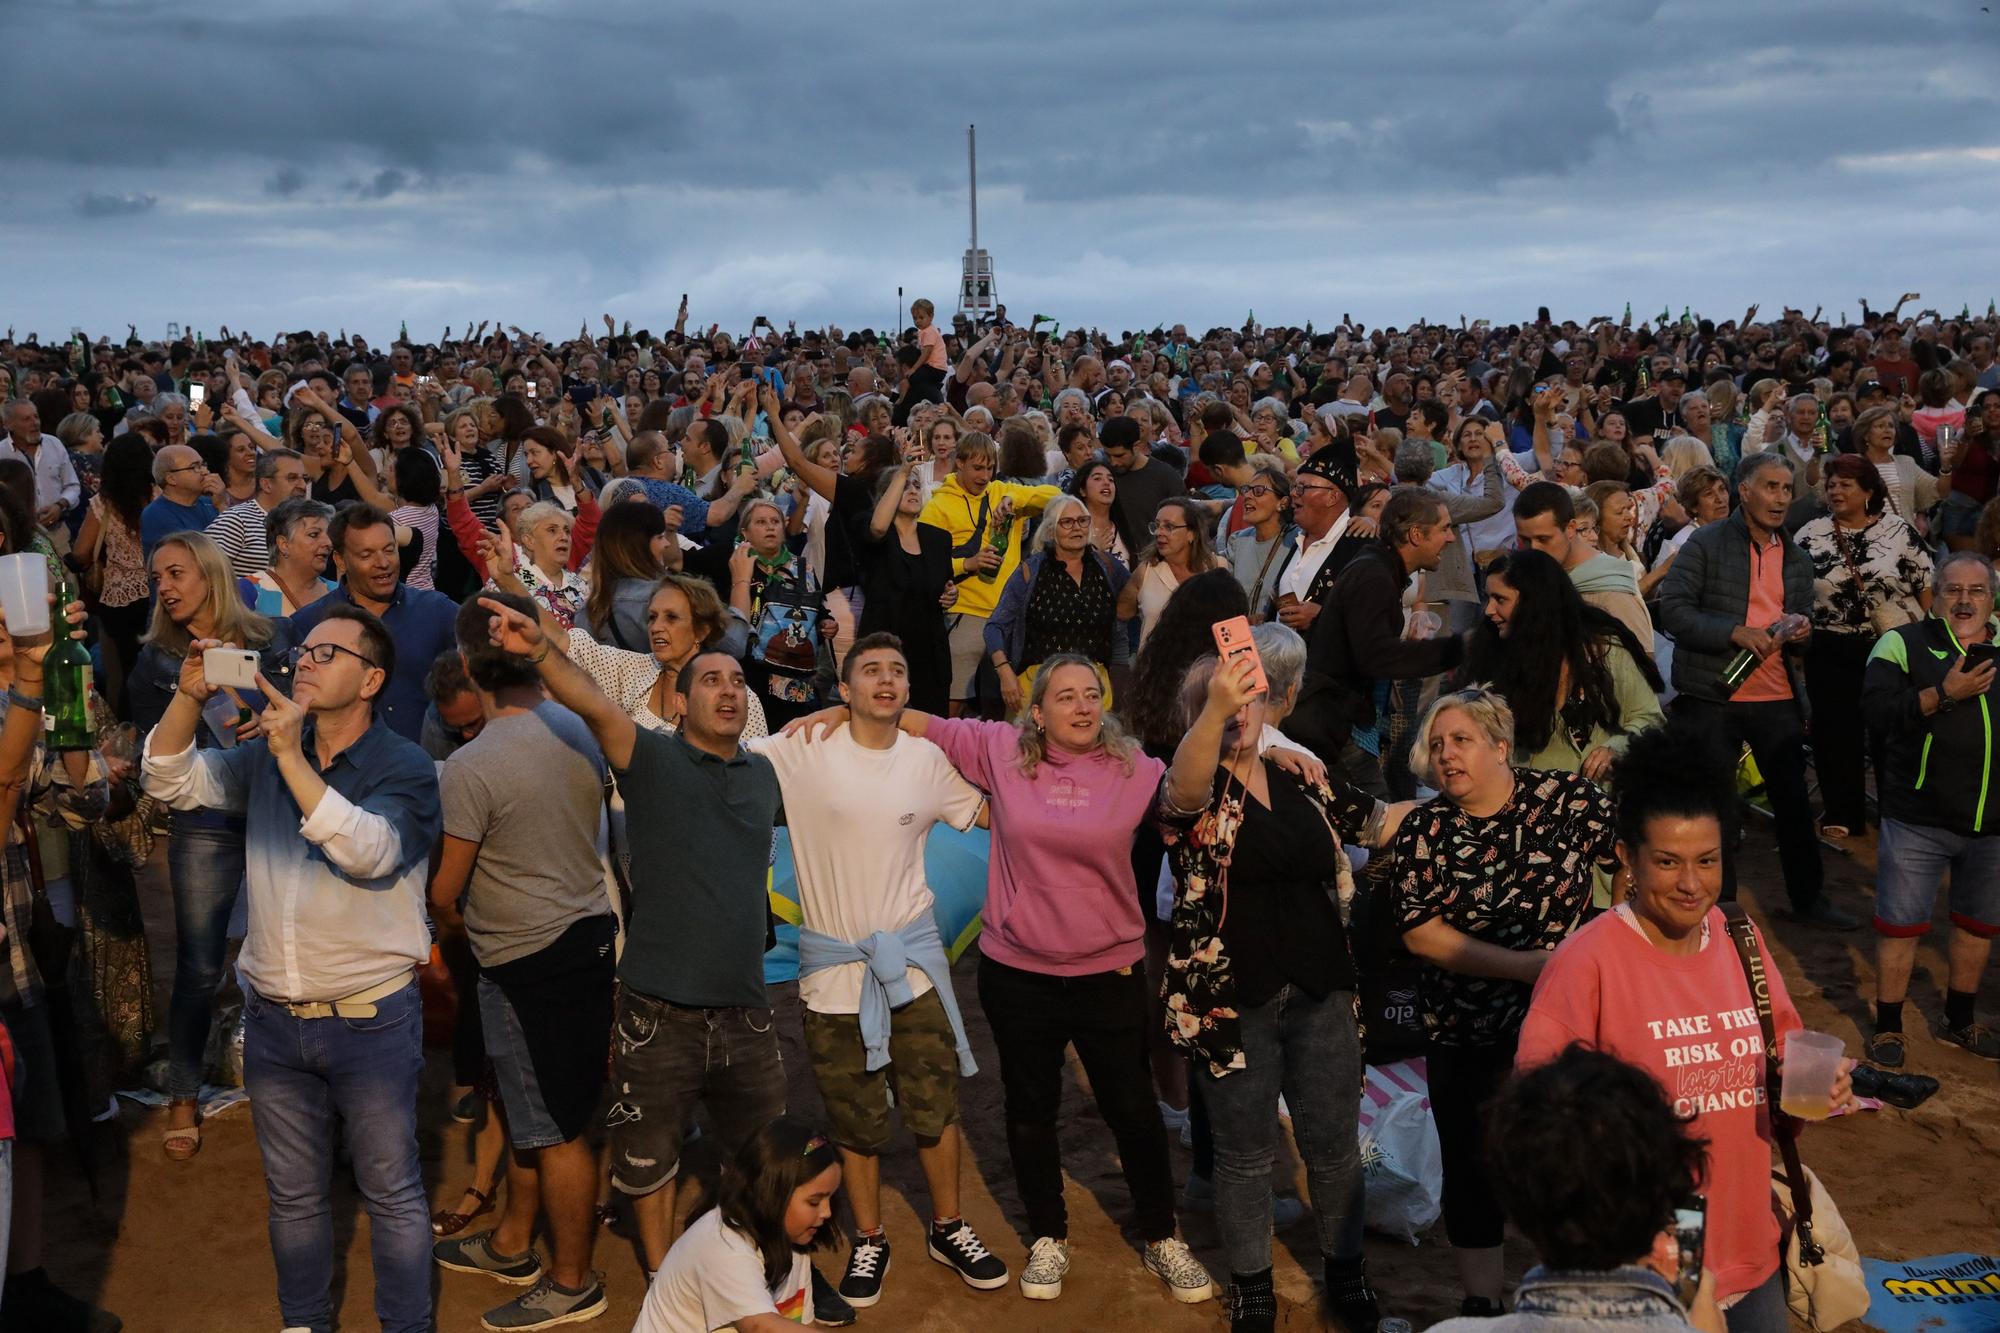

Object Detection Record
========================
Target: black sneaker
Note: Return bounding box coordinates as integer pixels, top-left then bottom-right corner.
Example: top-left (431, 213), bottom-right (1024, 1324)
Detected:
top-left (811, 1266), bottom-right (856, 1326)
top-left (1324, 1256), bottom-right (1381, 1333)
top-left (1942, 1022), bottom-right (2000, 1062)
top-left (838, 1235), bottom-right (890, 1308)
top-left (926, 1219), bottom-right (1010, 1290)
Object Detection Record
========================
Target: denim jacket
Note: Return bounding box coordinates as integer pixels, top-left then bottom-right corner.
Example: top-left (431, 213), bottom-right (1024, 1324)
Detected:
top-left (1427, 1267), bottom-right (1696, 1333)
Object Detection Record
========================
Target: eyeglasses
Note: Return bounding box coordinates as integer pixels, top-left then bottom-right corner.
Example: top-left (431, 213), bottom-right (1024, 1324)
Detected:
top-left (1149, 521), bottom-right (1188, 534)
top-left (288, 642), bottom-right (379, 671)
top-left (1292, 482), bottom-right (1340, 496)
top-left (1940, 584), bottom-right (1994, 600)
top-left (1054, 516), bottom-right (1090, 530)
top-left (1238, 484), bottom-right (1282, 499)
top-left (164, 463), bottom-right (207, 476)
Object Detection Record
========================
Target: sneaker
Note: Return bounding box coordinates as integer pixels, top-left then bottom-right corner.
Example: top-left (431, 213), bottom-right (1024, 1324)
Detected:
top-left (1793, 899), bottom-right (1860, 931)
top-left (451, 1089), bottom-right (482, 1123)
top-left (0, 1267), bottom-right (121, 1331)
top-left (1942, 1022), bottom-right (2000, 1061)
top-left (1021, 1236), bottom-right (1071, 1300)
top-left (1227, 1271), bottom-right (1278, 1332)
top-left (1866, 1030), bottom-right (1906, 1068)
top-left (1158, 1100), bottom-right (1190, 1134)
top-left (434, 1231), bottom-right (545, 1286)
top-left (1144, 1238), bottom-right (1215, 1304)
top-left (479, 1273), bottom-right (608, 1330)
top-left (927, 1219), bottom-right (1010, 1290)
top-left (1324, 1256), bottom-right (1381, 1332)
top-left (810, 1267), bottom-right (855, 1326)
top-left (837, 1235), bottom-right (890, 1308)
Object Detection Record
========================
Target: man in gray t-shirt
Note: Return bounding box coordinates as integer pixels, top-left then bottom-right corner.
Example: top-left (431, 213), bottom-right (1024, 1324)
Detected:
top-left (427, 591), bottom-right (616, 1329)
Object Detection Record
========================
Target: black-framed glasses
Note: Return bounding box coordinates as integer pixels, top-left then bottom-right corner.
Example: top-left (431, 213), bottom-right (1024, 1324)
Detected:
top-left (1238, 484), bottom-right (1282, 499)
top-left (289, 642), bottom-right (378, 671)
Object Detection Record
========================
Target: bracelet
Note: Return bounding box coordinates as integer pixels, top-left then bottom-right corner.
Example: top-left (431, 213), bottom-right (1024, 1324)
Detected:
top-left (7, 687), bottom-right (43, 712)
top-left (528, 644), bottom-right (551, 665)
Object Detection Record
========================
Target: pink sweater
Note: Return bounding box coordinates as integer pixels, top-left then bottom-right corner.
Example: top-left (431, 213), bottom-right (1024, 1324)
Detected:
top-left (1516, 908), bottom-right (1803, 1303)
top-left (927, 718), bottom-right (1164, 976)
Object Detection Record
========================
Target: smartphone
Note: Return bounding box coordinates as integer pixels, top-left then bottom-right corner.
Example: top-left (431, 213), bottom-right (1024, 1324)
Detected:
top-left (417, 374), bottom-right (435, 388)
top-left (1965, 642), bottom-right (2000, 670)
top-left (188, 383), bottom-right (207, 407)
top-left (526, 382), bottom-right (539, 400)
top-left (202, 647), bottom-right (260, 691)
top-left (1671, 1199), bottom-right (1706, 1309)
top-left (1211, 616), bottom-right (1269, 697)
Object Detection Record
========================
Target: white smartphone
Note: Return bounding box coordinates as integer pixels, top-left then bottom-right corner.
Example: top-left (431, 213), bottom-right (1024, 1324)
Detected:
top-left (188, 383), bottom-right (207, 407)
top-left (202, 647), bottom-right (260, 691)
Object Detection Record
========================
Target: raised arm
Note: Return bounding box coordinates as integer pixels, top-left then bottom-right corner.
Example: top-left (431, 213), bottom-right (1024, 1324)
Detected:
top-left (480, 596), bottom-right (637, 768)
top-left (869, 461), bottom-right (910, 540)
top-left (761, 385), bottom-right (837, 501)
top-left (1164, 652), bottom-right (1258, 814)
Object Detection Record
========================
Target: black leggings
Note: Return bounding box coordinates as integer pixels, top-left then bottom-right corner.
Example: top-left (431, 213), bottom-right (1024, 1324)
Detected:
top-left (1427, 1035), bottom-right (1519, 1249)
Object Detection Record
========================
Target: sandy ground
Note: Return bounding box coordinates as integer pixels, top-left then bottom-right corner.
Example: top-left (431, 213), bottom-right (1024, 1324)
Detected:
top-left (36, 827), bottom-right (2000, 1332)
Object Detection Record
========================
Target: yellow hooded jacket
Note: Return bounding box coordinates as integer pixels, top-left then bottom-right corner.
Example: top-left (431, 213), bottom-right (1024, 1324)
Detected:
top-left (917, 474), bottom-right (1061, 619)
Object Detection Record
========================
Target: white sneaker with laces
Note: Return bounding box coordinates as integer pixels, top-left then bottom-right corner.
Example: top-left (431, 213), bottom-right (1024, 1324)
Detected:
top-left (1020, 1236), bottom-right (1070, 1301)
top-left (1143, 1237), bottom-right (1215, 1304)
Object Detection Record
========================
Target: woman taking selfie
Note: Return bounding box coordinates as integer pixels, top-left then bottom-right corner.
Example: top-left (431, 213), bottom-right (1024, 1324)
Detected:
top-left (1161, 652), bottom-right (1403, 1332)
top-left (128, 530), bottom-right (295, 1161)
top-left (1390, 686), bottom-right (1618, 1318)
top-left (1518, 724), bottom-right (1853, 1333)
top-left (857, 460), bottom-right (956, 714)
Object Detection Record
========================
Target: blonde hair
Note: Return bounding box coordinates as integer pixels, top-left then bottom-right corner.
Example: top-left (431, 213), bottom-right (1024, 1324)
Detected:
top-left (954, 430), bottom-right (997, 465)
top-left (1408, 686), bottom-right (1515, 788)
top-left (142, 530), bottom-right (276, 657)
top-left (911, 297), bottom-right (935, 318)
top-left (1015, 654), bottom-right (1136, 778)
top-left (1660, 436), bottom-right (1714, 480)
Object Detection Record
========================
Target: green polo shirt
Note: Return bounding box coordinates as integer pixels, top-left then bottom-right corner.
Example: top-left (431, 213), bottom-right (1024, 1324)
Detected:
top-left (615, 728), bottom-right (783, 1008)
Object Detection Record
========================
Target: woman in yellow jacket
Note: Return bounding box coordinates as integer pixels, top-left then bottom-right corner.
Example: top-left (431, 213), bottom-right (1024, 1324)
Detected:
top-left (917, 430), bottom-right (1061, 713)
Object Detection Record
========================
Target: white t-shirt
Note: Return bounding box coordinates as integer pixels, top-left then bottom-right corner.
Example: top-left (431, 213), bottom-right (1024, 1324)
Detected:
top-left (635, 1210), bottom-right (811, 1332)
top-left (751, 727), bottom-right (985, 1014)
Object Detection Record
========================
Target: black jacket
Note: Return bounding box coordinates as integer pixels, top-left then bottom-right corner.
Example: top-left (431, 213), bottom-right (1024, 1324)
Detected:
top-left (1291, 541), bottom-right (1465, 755)
top-left (1862, 617), bottom-right (1997, 836)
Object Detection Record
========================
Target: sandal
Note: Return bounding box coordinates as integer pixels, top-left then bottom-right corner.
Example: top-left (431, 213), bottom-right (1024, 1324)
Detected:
top-left (162, 1122), bottom-right (202, 1162)
top-left (431, 1185), bottom-right (495, 1237)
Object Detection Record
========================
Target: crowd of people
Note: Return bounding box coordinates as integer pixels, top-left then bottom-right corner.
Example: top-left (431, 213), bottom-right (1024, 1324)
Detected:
top-left (0, 290), bottom-right (1991, 1332)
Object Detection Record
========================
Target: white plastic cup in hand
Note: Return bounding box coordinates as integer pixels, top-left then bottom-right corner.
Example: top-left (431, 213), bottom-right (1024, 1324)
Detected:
top-left (0, 554), bottom-right (51, 637)
top-left (1779, 1030), bottom-right (1845, 1120)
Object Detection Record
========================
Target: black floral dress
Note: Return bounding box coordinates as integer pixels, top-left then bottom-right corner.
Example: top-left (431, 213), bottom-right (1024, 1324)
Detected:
top-left (1390, 769), bottom-right (1617, 1047)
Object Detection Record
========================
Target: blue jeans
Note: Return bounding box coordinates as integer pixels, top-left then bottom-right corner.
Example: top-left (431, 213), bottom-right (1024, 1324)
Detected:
top-left (1195, 985), bottom-right (1364, 1277)
top-left (166, 815), bottom-right (247, 1099)
top-left (1875, 818), bottom-right (2000, 935)
top-left (1724, 1266), bottom-right (1788, 1333)
top-left (242, 980), bottom-right (431, 1333)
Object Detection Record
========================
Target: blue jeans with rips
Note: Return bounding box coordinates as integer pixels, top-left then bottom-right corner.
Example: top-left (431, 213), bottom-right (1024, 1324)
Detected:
top-left (1195, 984), bottom-right (1365, 1278)
top-left (166, 815), bottom-right (247, 1099)
top-left (242, 980), bottom-right (431, 1333)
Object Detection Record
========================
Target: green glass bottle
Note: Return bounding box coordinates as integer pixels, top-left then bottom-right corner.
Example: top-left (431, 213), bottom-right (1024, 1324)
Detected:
top-left (43, 563), bottom-right (94, 751)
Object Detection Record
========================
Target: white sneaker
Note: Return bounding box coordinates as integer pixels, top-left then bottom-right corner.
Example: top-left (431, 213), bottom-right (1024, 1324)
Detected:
top-left (1020, 1236), bottom-right (1070, 1300)
top-left (1143, 1237), bottom-right (1215, 1304)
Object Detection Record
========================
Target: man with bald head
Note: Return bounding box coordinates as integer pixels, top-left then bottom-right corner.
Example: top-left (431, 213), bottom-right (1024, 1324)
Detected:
top-left (141, 443), bottom-right (221, 561)
top-left (848, 365), bottom-right (880, 413)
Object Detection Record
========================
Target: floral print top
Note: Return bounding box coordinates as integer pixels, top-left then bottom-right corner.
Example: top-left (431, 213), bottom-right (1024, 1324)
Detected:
top-left (1161, 761), bottom-right (1385, 1078)
top-left (1391, 769), bottom-right (1617, 1047)
top-left (1794, 512), bottom-right (1932, 636)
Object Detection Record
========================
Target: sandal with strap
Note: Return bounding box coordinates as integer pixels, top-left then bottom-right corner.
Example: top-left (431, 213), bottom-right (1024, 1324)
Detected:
top-left (162, 1122), bottom-right (202, 1162)
top-left (431, 1185), bottom-right (495, 1237)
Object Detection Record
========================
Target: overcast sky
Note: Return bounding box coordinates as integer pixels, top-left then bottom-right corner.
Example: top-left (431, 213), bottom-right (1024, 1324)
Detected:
top-left (7, 0), bottom-right (1997, 343)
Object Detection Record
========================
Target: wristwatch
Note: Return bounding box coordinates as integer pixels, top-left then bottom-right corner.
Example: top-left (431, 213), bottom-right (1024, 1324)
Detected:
top-left (1937, 688), bottom-right (1959, 714)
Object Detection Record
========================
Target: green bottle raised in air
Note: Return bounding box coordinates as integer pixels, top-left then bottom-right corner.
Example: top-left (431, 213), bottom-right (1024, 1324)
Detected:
top-left (1623, 301), bottom-right (1632, 323)
top-left (1814, 402), bottom-right (1832, 454)
top-left (400, 319), bottom-right (409, 342)
top-left (1636, 359), bottom-right (1651, 393)
top-left (42, 563), bottom-right (94, 751)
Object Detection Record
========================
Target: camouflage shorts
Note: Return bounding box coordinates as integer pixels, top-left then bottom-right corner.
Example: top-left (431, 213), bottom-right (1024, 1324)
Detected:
top-left (802, 988), bottom-right (959, 1154)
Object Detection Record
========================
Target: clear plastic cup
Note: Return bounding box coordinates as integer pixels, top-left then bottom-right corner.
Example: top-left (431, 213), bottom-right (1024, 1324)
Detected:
top-left (1779, 1030), bottom-right (1845, 1120)
top-left (0, 553), bottom-right (49, 638)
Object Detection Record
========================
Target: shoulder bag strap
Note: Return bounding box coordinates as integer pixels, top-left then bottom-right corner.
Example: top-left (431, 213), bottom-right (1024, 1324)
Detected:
top-left (1717, 903), bottom-right (1824, 1265)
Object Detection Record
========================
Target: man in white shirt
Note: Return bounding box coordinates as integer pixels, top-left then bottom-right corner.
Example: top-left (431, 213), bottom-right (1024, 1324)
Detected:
top-left (1273, 451), bottom-right (1366, 633)
top-left (202, 448), bottom-right (309, 578)
top-left (0, 398), bottom-right (81, 530)
top-left (757, 634), bottom-right (1005, 1307)
top-left (141, 605), bottom-right (441, 1333)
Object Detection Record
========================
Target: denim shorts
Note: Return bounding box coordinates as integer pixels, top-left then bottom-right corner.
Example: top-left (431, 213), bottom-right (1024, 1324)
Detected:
top-left (606, 987), bottom-right (786, 1196)
top-left (1874, 818), bottom-right (2000, 937)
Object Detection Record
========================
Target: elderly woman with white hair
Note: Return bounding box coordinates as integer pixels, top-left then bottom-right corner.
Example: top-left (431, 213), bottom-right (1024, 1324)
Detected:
top-left (983, 493), bottom-right (1130, 715)
top-left (1248, 397), bottom-right (1299, 465)
top-left (1388, 686), bottom-right (1619, 1319)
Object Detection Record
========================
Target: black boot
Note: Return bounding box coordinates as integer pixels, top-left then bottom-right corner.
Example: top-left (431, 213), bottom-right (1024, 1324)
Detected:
top-left (1228, 1268), bottom-right (1278, 1332)
top-left (1325, 1254), bottom-right (1382, 1333)
top-left (1461, 1295), bottom-right (1503, 1318)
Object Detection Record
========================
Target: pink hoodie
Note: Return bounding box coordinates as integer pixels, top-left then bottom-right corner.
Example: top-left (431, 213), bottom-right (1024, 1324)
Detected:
top-left (927, 718), bottom-right (1165, 976)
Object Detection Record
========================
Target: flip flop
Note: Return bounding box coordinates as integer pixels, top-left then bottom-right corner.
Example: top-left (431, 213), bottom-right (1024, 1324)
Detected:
top-left (163, 1123), bottom-right (202, 1161)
